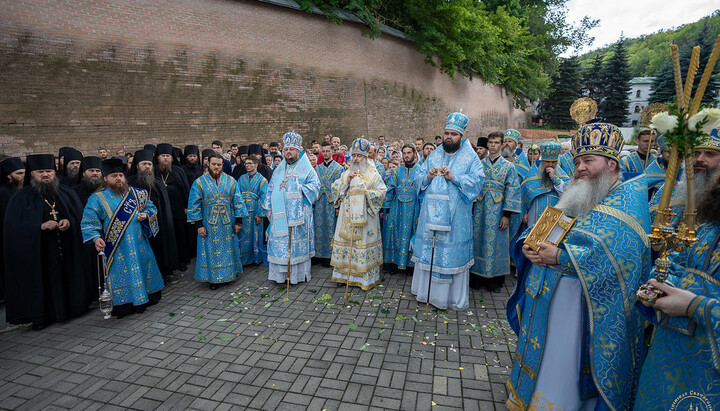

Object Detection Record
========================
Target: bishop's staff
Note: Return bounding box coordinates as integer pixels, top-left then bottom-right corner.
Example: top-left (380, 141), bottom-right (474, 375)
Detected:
top-left (286, 227), bottom-right (292, 300)
top-left (424, 231), bottom-right (437, 320)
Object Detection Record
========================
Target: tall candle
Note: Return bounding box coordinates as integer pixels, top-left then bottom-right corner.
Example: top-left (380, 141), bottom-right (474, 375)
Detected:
top-left (683, 47), bottom-right (700, 110)
top-left (671, 45), bottom-right (685, 110)
top-left (689, 35), bottom-right (720, 116)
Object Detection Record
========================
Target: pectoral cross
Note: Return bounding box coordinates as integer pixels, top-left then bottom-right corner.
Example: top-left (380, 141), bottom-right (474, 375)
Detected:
top-left (44, 199), bottom-right (59, 221)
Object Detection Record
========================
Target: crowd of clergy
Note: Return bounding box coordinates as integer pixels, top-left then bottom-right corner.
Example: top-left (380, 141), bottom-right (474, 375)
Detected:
top-left (1, 111), bottom-right (719, 409)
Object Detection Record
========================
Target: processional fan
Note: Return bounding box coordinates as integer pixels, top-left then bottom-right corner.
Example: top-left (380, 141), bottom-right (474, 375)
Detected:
top-left (637, 35), bottom-right (720, 303)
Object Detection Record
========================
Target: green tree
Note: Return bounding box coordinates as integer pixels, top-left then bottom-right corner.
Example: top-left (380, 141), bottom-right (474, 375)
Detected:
top-left (295, 0), bottom-right (598, 109)
top-left (598, 40), bottom-right (632, 125)
top-left (649, 21), bottom-right (720, 106)
top-left (540, 56), bottom-right (582, 128)
top-left (582, 53), bottom-right (604, 102)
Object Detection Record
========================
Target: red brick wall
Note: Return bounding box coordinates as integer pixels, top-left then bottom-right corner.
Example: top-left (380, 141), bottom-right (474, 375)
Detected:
top-left (0, 0), bottom-right (529, 157)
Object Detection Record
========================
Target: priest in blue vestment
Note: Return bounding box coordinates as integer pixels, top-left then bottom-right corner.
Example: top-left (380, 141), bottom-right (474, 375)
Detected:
top-left (313, 141), bottom-right (344, 265)
top-left (559, 142), bottom-right (575, 176)
top-left (382, 144), bottom-right (420, 273)
top-left (519, 141), bottom-right (569, 227)
top-left (635, 154), bottom-right (720, 408)
top-left (503, 129), bottom-right (531, 180)
top-left (81, 158), bottom-right (165, 318)
top-left (471, 131), bottom-right (521, 292)
top-left (506, 123), bottom-right (650, 411)
top-left (621, 128), bottom-right (656, 173)
top-left (411, 113), bottom-right (485, 310)
top-left (264, 132), bottom-right (321, 284)
top-left (187, 154), bottom-right (248, 289)
top-left (237, 155), bottom-right (267, 266)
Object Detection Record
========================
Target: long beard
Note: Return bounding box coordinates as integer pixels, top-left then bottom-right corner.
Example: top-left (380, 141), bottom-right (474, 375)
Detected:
top-left (443, 139), bottom-right (461, 154)
top-left (109, 180), bottom-right (129, 195)
top-left (31, 176), bottom-right (60, 199)
top-left (10, 177), bottom-right (23, 192)
top-left (65, 168), bottom-right (79, 180)
top-left (137, 170), bottom-right (156, 191)
top-left (158, 162), bottom-right (172, 174)
top-left (556, 171), bottom-right (614, 218)
top-left (672, 166), bottom-right (719, 205)
top-left (697, 173), bottom-right (720, 224)
top-left (81, 175), bottom-right (103, 192)
top-left (209, 169), bottom-right (222, 179)
top-left (541, 168), bottom-right (555, 187)
top-left (348, 160), bottom-right (370, 175)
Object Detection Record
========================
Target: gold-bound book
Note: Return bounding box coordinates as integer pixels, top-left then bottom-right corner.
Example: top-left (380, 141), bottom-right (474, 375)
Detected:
top-left (524, 206), bottom-right (576, 251)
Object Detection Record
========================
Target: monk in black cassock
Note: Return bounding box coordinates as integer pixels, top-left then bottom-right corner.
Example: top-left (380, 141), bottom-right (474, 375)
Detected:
top-left (155, 143), bottom-right (191, 270)
top-left (181, 145), bottom-right (202, 258)
top-left (60, 148), bottom-right (83, 186)
top-left (127, 150), bottom-right (179, 279)
top-left (72, 156), bottom-right (103, 205)
top-left (4, 154), bottom-right (91, 329)
top-left (231, 145), bottom-right (249, 179)
top-left (181, 145), bottom-right (203, 185)
top-left (0, 157), bottom-right (25, 302)
top-left (249, 143), bottom-right (273, 181)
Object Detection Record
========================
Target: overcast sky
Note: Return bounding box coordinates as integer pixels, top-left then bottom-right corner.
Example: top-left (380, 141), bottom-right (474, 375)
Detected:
top-left (565, 1), bottom-right (719, 55)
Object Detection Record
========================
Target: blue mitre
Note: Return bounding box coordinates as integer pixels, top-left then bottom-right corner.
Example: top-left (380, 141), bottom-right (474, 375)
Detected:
top-left (572, 123), bottom-right (624, 161)
top-left (540, 141), bottom-right (562, 161)
top-left (283, 132), bottom-right (303, 151)
top-left (445, 113), bottom-right (469, 135)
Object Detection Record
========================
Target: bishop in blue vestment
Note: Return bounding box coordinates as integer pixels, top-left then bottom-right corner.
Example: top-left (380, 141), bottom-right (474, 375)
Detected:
top-left (504, 129), bottom-right (531, 180)
top-left (187, 154), bottom-right (248, 288)
top-left (411, 113), bottom-right (485, 310)
top-left (507, 123), bottom-right (650, 411)
top-left (264, 132), bottom-right (320, 284)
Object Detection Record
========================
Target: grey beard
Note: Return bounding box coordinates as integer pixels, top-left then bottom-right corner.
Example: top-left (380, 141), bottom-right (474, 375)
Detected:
top-left (556, 171), bottom-right (614, 218)
top-left (348, 160), bottom-right (370, 175)
top-left (671, 166), bottom-right (719, 205)
top-left (137, 170), bottom-right (156, 191)
top-left (501, 147), bottom-right (513, 160)
top-left (541, 170), bottom-right (554, 187)
top-left (31, 176), bottom-right (60, 199)
top-left (81, 175), bottom-right (103, 192)
top-left (65, 168), bottom-right (79, 180)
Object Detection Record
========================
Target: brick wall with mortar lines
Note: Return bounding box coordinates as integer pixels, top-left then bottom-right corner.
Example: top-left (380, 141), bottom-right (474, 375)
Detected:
top-left (0, 0), bottom-right (528, 157)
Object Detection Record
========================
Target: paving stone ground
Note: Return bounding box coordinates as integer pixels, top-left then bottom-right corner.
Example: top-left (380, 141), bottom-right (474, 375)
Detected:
top-left (0, 262), bottom-right (518, 410)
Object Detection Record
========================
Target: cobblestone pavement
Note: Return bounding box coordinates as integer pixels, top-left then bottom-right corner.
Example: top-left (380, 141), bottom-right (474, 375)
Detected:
top-left (0, 262), bottom-right (518, 410)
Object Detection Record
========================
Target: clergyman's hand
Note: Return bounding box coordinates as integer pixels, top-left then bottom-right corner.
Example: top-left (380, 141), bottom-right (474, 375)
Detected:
top-left (545, 167), bottom-right (555, 178)
top-left (198, 227), bottom-right (208, 237)
top-left (137, 213), bottom-right (147, 222)
top-left (347, 171), bottom-right (357, 185)
top-left (522, 214), bottom-right (529, 224)
top-left (234, 224), bottom-right (242, 234)
top-left (94, 238), bottom-right (106, 253)
top-left (535, 242), bottom-right (560, 266)
top-left (644, 279), bottom-right (697, 317)
top-left (58, 219), bottom-right (71, 231)
top-left (41, 220), bottom-right (59, 231)
top-left (499, 216), bottom-right (509, 231)
top-left (255, 216), bottom-right (262, 225)
top-left (442, 167), bottom-right (453, 181)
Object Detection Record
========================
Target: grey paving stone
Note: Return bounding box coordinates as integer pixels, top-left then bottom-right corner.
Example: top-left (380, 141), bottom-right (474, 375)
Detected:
top-left (0, 262), bottom-right (516, 409)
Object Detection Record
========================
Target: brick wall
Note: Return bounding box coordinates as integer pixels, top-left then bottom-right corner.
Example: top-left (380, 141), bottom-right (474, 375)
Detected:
top-left (0, 0), bottom-right (529, 157)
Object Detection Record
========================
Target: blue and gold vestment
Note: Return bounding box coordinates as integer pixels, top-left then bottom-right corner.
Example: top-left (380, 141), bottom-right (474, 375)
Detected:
top-left (634, 222), bottom-right (720, 409)
top-left (506, 175), bottom-right (651, 411)
top-left (471, 155), bottom-right (521, 278)
top-left (642, 156), bottom-right (667, 199)
top-left (621, 150), bottom-right (656, 174)
top-left (82, 188), bottom-right (164, 307)
top-left (188, 172), bottom-right (248, 283)
top-left (382, 163), bottom-right (420, 270)
top-left (237, 172), bottom-right (267, 265)
top-left (559, 151), bottom-right (575, 176)
top-left (313, 160), bottom-right (344, 259)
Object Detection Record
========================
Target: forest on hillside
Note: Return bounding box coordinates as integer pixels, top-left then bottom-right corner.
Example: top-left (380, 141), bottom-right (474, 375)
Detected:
top-left (578, 10), bottom-right (720, 76)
